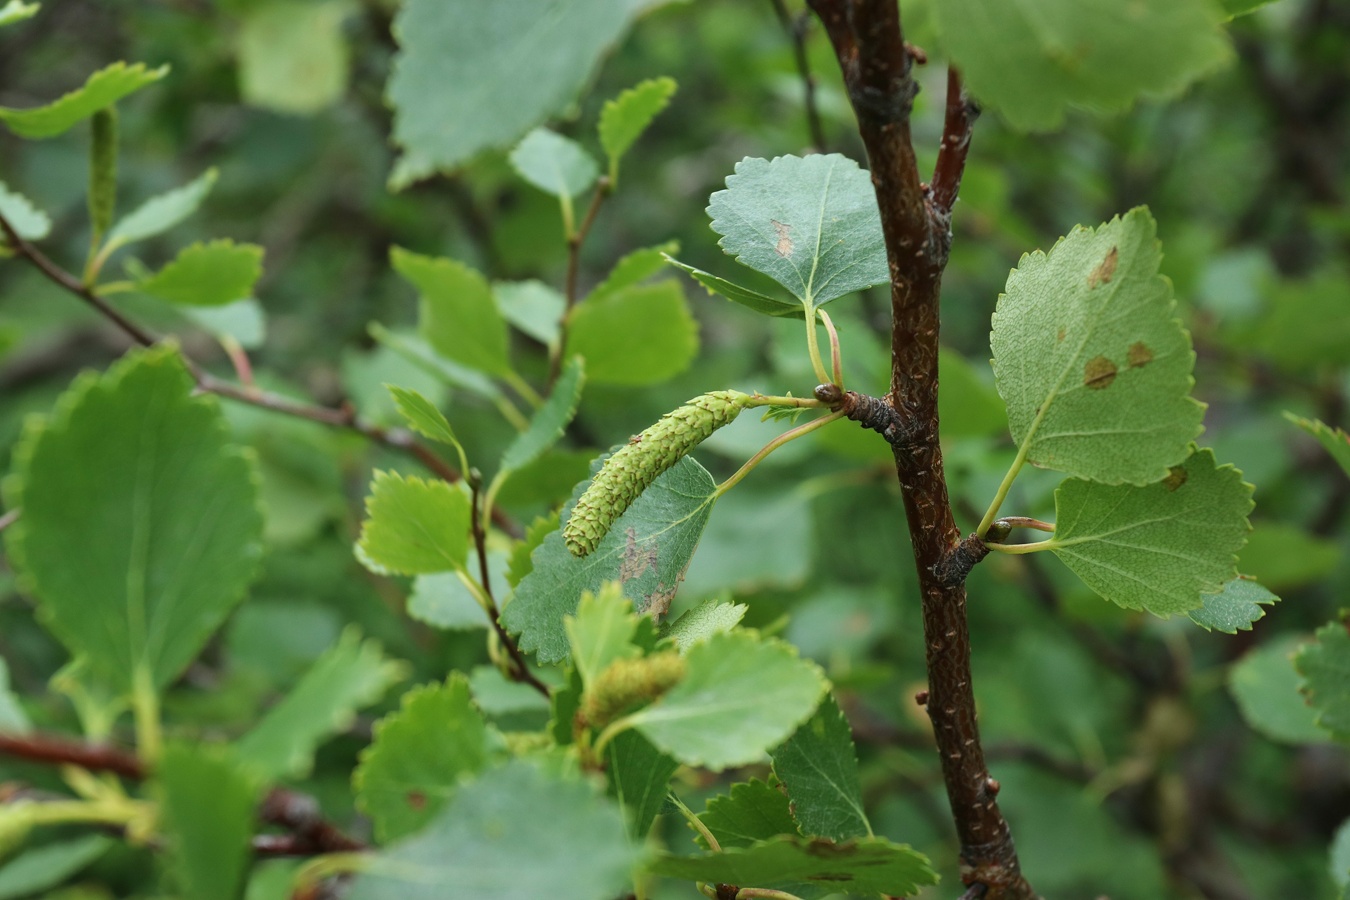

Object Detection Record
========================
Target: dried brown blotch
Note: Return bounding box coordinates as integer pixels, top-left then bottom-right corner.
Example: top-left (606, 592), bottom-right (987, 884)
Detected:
top-left (1127, 341), bottom-right (1154, 368)
top-left (406, 791), bottom-right (427, 810)
top-left (1163, 466), bottom-right (1188, 492)
top-left (644, 582), bottom-right (678, 619)
top-left (619, 526), bottom-right (656, 582)
top-left (772, 219), bottom-right (794, 258)
top-left (1057, 326), bottom-right (1066, 343)
top-left (1083, 355), bottom-right (1118, 390)
top-left (1088, 245), bottom-right (1119, 288)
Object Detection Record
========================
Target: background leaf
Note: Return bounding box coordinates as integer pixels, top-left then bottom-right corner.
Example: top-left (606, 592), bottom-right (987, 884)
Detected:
top-left (0, 658), bottom-right (28, 734)
top-left (509, 129), bottom-right (599, 200)
top-left (501, 356), bottom-right (584, 472)
top-left (157, 744), bottom-right (258, 900)
top-left (1296, 617), bottom-right (1350, 741)
top-left (1230, 636), bottom-right (1326, 744)
top-left (990, 208), bottom-right (1204, 484)
top-left (707, 154), bottom-right (888, 309)
top-left (0, 836), bottom-right (111, 900)
top-left (567, 281), bottom-right (697, 385)
top-left (1048, 448), bottom-right (1252, 616)
top-left (607, 730), bottom-right (678, 838)
top-left (0, 61), bottom-right (167, 138)
top-left (0, 2), bottom-right (39, 28)
top-left (393, 247), bottom-right (511, 377)
top-left (356, 471), bottom-right (471, 576)
top-left (1188, 577), bottom-right (1279, 634)
top-left (771, 693), bottom-right (870, 841)
top-left (2, 346), bottom-right (263, 692)
top-left (599, 77), bottom-right (677, 181)
top-left (137, 239), bottom-right (263, 307)
top-left (0, 181), bottom-right (51, 240)
top-left (104, 168), bottom-right (218, 252)
top-left (1286, 412), bottom-right (1350, 479)
top-left (695, 778), bottom-right (798, 850)
top-left (237, 0), bottom-right (351, 114)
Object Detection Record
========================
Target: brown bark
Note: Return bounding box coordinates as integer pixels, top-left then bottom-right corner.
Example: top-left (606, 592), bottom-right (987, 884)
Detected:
top-left (806, 1), bottom-right (1034, 896)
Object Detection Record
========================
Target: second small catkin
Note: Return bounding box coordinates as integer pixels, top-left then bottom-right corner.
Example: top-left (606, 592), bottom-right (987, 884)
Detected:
top-left (563, 390), bottom-right (752, 557)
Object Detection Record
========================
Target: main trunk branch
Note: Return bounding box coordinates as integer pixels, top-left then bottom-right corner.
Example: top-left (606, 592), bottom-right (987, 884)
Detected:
top-left (806, 2), bottom-right (1033, 896)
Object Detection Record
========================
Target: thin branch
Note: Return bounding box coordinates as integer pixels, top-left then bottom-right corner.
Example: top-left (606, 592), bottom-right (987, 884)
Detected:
top-left (0, 732), bottom-right (144, 779)
top-left (930, 67), bottom-right (979, 214)
top-left (551, 178), bottom-right (611, 386)
top-left (767, 0), bottom-right (828, 153)
top-left (259, 788), bottom-right (365, 854)
top-left (0, 210), bottom-right (519, 538)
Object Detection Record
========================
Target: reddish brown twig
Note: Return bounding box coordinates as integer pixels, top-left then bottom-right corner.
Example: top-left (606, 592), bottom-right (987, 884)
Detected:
top-left (766, 0), bottom-right (829, 152)
top-left (931, 67), bottom-right (979, 215)
top-left (0, 732), bottom-right (144, 779)
top-left (551, 177), bottom-right (611, 387)
top-left (259, 788), bottom-right (365, 854)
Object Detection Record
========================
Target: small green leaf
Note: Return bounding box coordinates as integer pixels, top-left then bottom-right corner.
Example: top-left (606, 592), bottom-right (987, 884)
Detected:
top-left (0, 61), bottom-right (168, 139)
top-left (665, 597), bottom-right (747, 652)
top-left (356, 471), bottom-right (472, 575)
top-left (501, 356), bottom-right (584, 472)
top-left (567, 280), bottom-right (697, 385)
top-left (649, 835), bottom-right (938, 897)
top-left (1230, 636), bottom-right (1326, 744)
top-left (0, 2), bottom-right (39, 27)
top-left (931, 0), bottom-right (1230, 131)
top-left (1188, 577), bottom-right (1279, 634)
top-left (503, 457), bottom-right (716, 664)
top-left (157, 744), bottom-right (258, 900)
top-left (237, 0), bottom-right (352, 114)
top-left (0, 835), bottom-right (111, 900)
top-left (236, 629), bottom-right (406, 780)
top-left (707, 154), bottom-right (888, 309)
top-left (598, 77), bottom-right (677, 183)
top-left (621, 630), bottom-right (827, 770)
top-left (185, 299), bottom-right (265, 349)
top-left (87, 108), bottom-right (117, 241)
top-left (1296, 617), bottom-right (1350, 742)
top-left (354, 673), bottom-right (492, 843)
top-left (771, 694), bottom-right (870, 841)
top-left (696, 778), bottom-right (798, 850)
top-left (589, 241), bottom-right (680, 305)
top-left (1331, 818), bottom-right (1350, 891)
top-left (509, 128), bottom-right (600, 200)
top-left (393, 247), bottom-right (511, 377)
top-left (496, 280), bottom-right (565, 346)
top-left (2, 346), bottom-right (263, 692)
top-left (0, 658), bottom-right (28, 734)
top-left (991, 208), bottom-right (1204, 484)
top-left (0, 181), bottom-right (49, 240)
top-left (136, 239), bottom-right (264, 307)
top-left (386, 384), bottom-right (460, 448)
top-left (565, 582), bottom-right (642, 686)
top-left (104, 168), bottom-right (218, 253)
top-left (506, 513), bottom-right (559, 588)
top-left (347, 760), bottom-right (637, 900)
top-left (664, 255), bottom-right (803, 319)
top-left (408, 570), bottom-right (492, 631)
top-left (607, 730), bottom-right (678, 838)
top-left (1286, 412), bottom-right (1350, 479)
top-left (1048, 448), bottom-right (1252, 616)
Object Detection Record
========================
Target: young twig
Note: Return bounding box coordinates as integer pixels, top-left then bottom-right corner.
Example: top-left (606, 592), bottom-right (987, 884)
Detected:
top-left (766, 0), bottom-right (828, 153)
top-left (551, 177), bottom-right (611, 386)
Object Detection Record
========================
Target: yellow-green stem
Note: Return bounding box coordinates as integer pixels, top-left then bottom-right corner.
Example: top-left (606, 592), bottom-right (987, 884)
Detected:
top-left (985, 538), bottom-right (1057, 555)
top-left (668, 793), bottom-right (721, 852)
top-left (975, 436), bottom-right (1036, 539)
top-left (503, 370), bottom-right (543, 409)
top-left (818, 308), bottom-right (843, 387)
top-left (130, 665), bottom-right (161, 767)
top-left (803, 305), bottom-right (831, 384)
top-left (715, 410), bottom-right (845, 498)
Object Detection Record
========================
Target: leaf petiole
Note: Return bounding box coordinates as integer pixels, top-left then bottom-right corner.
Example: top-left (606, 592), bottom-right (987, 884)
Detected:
top-left (984, 538), bottom-right (1058, 555)
top-left (714, 410), bottom-right (845, 498)
top-left (803, 304), bottom-right (832, 385)
top-left (668, 792), bottom-right (721, 852)
top-left (818, 307), bottom-right (843, 388)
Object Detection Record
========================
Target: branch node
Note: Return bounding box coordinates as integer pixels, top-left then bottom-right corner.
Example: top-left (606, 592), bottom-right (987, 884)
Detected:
top-left (914, 689), bottom-right (929, 706)
top-left (932, 534), bottom-right (989, 587)
top-left (814, 386), bottom-right (917, 449)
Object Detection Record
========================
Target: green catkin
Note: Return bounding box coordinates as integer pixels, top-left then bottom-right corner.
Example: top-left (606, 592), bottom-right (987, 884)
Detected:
top-left (563, 390), bottom-right (751, 556)
top-left (579, 651), bottom-right (686, 729)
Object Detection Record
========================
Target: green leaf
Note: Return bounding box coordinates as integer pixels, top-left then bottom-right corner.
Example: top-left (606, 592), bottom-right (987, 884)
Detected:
top-left (931, 0), bottom-right (1230, 131)
top-left (567, 280), bottom-right (697, 385)
top-left (991, 208), bottom-right (1204, 484)
top-left (136, 239), bottom-right (264, 307)
top-left (347, 760), bottom-right (637, 900)
top-left (1188, 577), bottom-right (1279, 634)
top-left (696, 778), bottom-right (798, 850)
top-left (104, 168), bottom-right (218, 253)
top-left (1230, 636), bottom-right (1326, 744)
top-left (2, 346), bottom-right (263, 692)
top-left (1296, 617), bottom-right (1350, 742)
top-left (1047, 448), bottom-right (1252, 616)
top-left (0, 180), bottom-right (51, 240)
top-left (621, 630), bottom-right (827, 770)
top-left (589, 241), bottom-right (680, 305)
top-left (1286, 412), bottom-right (1350, 479)
top-left (185, 299), bottom-right (265, 349)
top-left (408, 570), bottom-right (491, 631)
top-left (0, 2), bottom-right (39, 27)
top-left (496, 280), bottom-right (565, 346)
top-left (236, 629), bottom-right (406, 780)
top-left (664, 596), bottom-right (747, 652)
top-left (237, 0), bottom-right (351, 114)
top-left (649, 835), bottom-right (938, 896)
top-left (771, 694), bottom-right (869, 841)
top-left (707, 154), bottom-right (888, 309)
top-left (607, 730), bottom-right (678, 838)
top-left (393, 247), bottom-right (511, 377)
top-left (1221, 0), bottom-right (1278, 15)
top-left (354, 673), bottom-right (492, 843)
top-left (356, 471), bottom-right (471, 576)
top-left (386, 385), bottom-right (460, 448)
top-left (565, 583), bottom-right (642, 686)
top-left (0, 658), bottom-right (28, 734)
top-left (664, 255), bottom-right (804, 318)
top-left (598, 77), bottom-right (677, 183)
top-left (0, 836), bottom-right (111, 900)
top-left (1331, 817), bottom-right (1350, 891)
top-left (501, 357), bottom-right (584, 473)
top-left (87, 108), bottom-right (117, 241)
top-left (503, 456), bottom-right (716, 664)
top-left (157, 744), bottom-right (258, 900)
top-left (506, 513), bottom-right (559, 588)
top-left (386, 0), bottom-right (671, 187)
top-left (509, 128), bottom-right (600, 200)
top-left (0, 61), bottom-right (168, 139)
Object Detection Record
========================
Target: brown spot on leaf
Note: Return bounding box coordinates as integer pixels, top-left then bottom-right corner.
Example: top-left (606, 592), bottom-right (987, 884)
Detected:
top-left (406, 791), bottom-right (427, 810)
top-left (1083, 355), bottom-right (1118, 390)
top-left (643, 582), bottom-right (678, 619)
top-left (1057, 326), bottom-right (1066, 342)
top-left (772, 219), bottom-right (794, 258)
top-left (619, 527), bottom-right (656, 582)
top-left (1128, 341), bottom-right (1154, 368)
top-left (1163, 466), bottom-right (1188, 492)
top-left (1088, 245), bottom-right (1119, 288)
